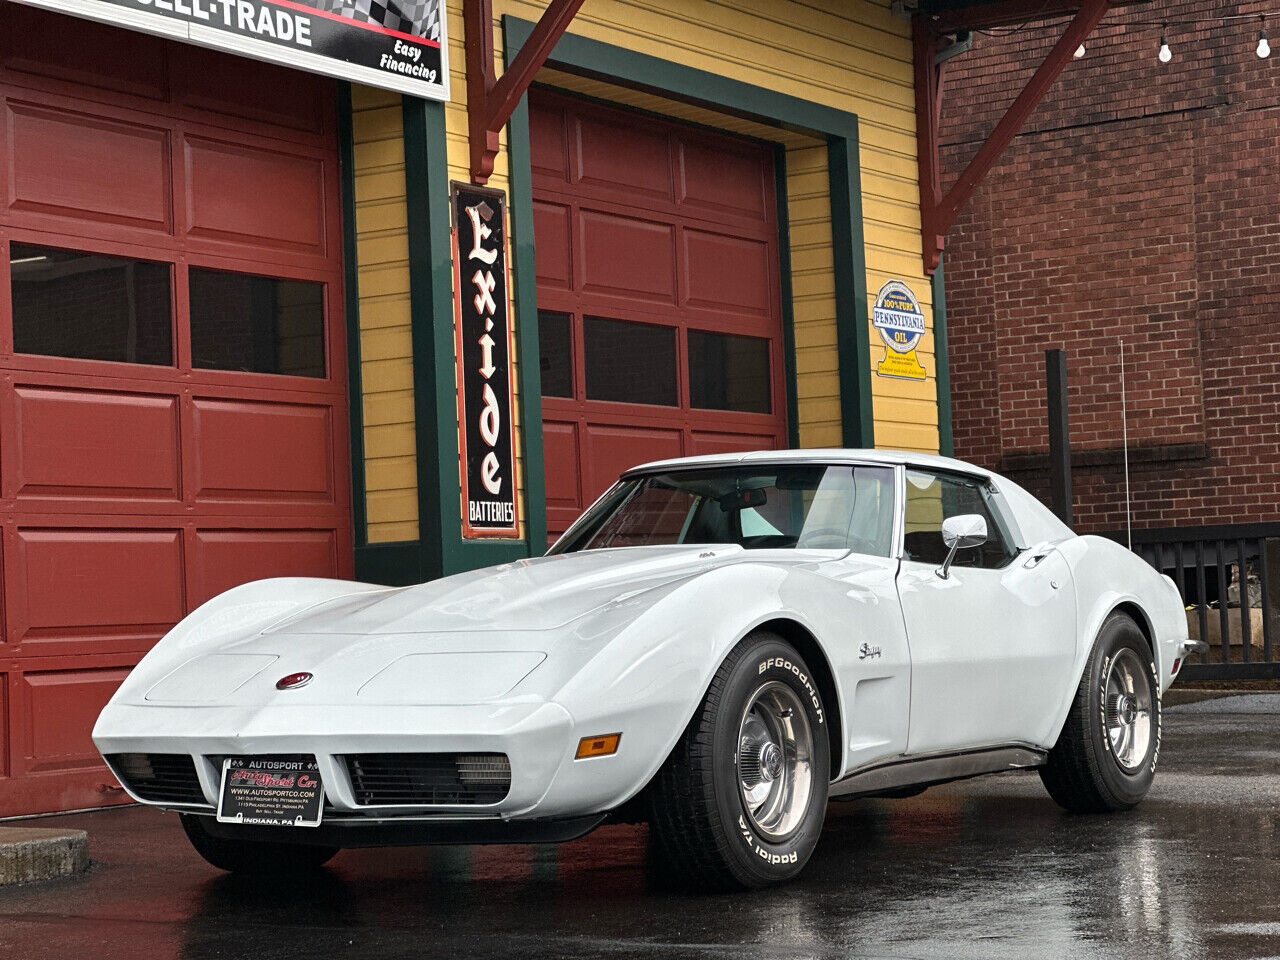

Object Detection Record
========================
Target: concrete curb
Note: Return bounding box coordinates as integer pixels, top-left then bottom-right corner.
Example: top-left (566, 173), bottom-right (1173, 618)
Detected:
top-left (0, 827), bottom-right (88, 886)
top-left (1166, 692), bottom-right (1280, 715)
top-left (1165, 688), bottom-right (1265, 707)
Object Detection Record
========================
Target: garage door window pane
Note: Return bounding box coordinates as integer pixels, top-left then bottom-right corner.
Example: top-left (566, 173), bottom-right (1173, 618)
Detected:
top-left (584, 316), bottom-right (676, 406)
top-left (539, 311), bottom-right (573, 397)
top-left (190, 268), bottom-right (325, 378)
top-left (10, 243), bottom-right (172, 366)
top-left (688, 330), bottom-right (771, 413)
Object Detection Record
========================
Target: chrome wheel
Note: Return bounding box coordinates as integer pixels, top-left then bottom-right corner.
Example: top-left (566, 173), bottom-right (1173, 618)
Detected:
top-left (736, 681), bottom-right (814, 840)
top-left (1104, 648), bottom-right (1153, 772)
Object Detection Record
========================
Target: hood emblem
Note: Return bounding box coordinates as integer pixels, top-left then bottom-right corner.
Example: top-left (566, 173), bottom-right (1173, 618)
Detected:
top-left (276, 672), bottom-right (313, 690)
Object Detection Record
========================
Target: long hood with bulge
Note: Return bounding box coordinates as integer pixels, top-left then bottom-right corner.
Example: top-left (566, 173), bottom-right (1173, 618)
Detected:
top-left (134, 545), bottom-right (756, 708)
top-left (264, 544), bottom-right (746, 634)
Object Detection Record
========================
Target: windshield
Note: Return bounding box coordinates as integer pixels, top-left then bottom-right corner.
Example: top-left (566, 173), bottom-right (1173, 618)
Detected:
top-left (551, 464), bottom-right (896, 556)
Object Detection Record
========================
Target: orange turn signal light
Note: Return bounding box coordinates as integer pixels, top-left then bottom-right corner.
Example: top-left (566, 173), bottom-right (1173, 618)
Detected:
top-left (575, 733), bottom-right (621, 759)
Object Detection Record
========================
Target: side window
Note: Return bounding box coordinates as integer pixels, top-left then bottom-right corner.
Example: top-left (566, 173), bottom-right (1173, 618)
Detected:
top-left (792, 465), bottom-right (895, 556)
top-left (846, 466), bottom-right (895, 557)
top-left (902, 470), bottom-right (1016, 569)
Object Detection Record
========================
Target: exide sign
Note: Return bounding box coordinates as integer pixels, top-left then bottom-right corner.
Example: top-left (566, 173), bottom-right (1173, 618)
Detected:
top-left (452, 183), bottom-right (519, 539)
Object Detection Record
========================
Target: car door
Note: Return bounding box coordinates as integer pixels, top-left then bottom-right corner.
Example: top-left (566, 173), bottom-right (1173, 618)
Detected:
top-left (808, 464), bottom-right (913, 772)
top-left (895, 468), bottom-right (1076, 755)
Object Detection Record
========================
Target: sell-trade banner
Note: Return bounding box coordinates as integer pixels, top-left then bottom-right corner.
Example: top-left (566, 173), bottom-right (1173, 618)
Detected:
top-left (452, 182), bottom-right (519, 539)
top-left (13, 0), bottom-right (449, 100)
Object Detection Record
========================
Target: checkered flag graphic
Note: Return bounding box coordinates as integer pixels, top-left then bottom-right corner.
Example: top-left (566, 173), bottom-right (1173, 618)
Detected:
top-left (314, 0), bottom-right (440, 40)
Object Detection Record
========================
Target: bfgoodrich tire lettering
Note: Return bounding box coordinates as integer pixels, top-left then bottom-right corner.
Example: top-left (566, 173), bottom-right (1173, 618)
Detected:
top-left (180, 813), bottom-right (339, 874)
top-left (1040, 612), bottom-right (1161, 813)
top-left (647, 631), bottom-right (831, 890)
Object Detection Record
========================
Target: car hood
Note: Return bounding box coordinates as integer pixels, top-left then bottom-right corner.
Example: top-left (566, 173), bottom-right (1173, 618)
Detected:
top-left (125, 544), bottom-right (849, 707)
top-left (264, 544), bottom-right (749, 635)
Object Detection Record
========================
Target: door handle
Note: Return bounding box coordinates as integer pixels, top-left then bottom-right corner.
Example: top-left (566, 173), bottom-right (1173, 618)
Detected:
top-left (1023, 552), bottom-right (1050, 569)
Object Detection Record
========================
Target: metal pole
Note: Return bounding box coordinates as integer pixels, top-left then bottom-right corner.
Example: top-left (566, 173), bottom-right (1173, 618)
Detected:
top-left (1045, 349), bottom-right (1073, 528)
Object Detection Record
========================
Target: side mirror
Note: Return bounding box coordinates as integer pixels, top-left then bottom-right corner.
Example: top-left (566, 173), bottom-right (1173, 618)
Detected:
top-left (936, 514), bottom-right (988, 579)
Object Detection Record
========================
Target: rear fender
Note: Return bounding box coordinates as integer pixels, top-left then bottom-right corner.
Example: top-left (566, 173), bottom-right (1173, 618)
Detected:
top-left (1048, 536), bottom-right (1188, 744)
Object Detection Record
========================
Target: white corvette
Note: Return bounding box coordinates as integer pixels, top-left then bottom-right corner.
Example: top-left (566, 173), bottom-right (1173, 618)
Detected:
top-left (94, 449), bottom-right (1200, 889)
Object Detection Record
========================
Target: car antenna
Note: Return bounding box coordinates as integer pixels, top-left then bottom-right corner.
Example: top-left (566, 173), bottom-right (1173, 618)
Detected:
top-left (1120, 340), bottom-right (1132, 552)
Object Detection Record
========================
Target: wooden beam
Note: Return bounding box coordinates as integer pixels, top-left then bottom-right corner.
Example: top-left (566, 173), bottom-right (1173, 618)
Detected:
top-left (466, 0), bottom-right (587, 183)
top-left (914, 0), bottom-right (1111, 272)
top-left (913, 16), bottom-right (944, 274)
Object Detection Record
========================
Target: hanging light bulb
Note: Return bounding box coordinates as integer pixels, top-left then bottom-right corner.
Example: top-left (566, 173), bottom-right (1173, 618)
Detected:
top-left (1074, 43), bottom-right (1085, 59)
top-left (1259, 16), bottom-right (1271, 59)
top-left (1158, 26), bottom-right (1172, 63)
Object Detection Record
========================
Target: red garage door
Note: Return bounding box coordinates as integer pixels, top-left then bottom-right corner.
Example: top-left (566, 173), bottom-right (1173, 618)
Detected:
top-left (530, 91), bottom-right (788, 539)
top-left (0, 5), bottom-right (353, 816)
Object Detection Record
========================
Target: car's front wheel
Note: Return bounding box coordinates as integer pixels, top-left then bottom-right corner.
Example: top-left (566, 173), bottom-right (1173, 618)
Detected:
top-left (180, 814), bottom-right (339, 874)
top-left (647, 631), bottom-right (831, 890)
top-left (1040, 612), bottom-right (1161, 813)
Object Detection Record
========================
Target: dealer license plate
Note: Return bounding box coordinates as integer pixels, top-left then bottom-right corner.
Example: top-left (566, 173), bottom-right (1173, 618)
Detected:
top-left (217, 756), bottom-right (324, 828)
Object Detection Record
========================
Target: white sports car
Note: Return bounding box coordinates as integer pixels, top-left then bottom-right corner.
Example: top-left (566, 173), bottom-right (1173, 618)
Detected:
top-left (94, 449), bottom-right (1200, 889)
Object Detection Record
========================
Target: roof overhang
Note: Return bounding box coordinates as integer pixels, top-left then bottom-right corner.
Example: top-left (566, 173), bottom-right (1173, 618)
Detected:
top-left (909, 0), bottom-right (1151, 33)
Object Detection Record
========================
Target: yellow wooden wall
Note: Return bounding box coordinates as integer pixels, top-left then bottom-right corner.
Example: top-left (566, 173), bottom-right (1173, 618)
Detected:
top-left (457, 0), bottom-right (941, 456)
top-left (785, 141), bottom-right (844, 449)
top-left (350, 85), bottom-right (419, 543)
top-left (348, 0), bottom-right (941, 544)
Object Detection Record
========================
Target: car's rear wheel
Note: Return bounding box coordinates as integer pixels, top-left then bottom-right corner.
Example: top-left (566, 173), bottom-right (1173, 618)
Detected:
top-left (1040, 612), bottom-right (1161, 813)
top-left (180, 814), bottom-right (339, 874)
top-left (647, 631), bottom-right (830, 890)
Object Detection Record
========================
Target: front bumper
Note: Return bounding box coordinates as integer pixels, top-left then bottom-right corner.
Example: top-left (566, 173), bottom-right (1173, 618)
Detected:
top-left (94, 700), bottom-right (576, 821)
top-left (194, 811), bottom-right (609, 848)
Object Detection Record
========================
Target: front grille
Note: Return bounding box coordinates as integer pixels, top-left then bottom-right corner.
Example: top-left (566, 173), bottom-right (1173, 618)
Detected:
top-left (345, 753), bottom-right (511, 806)
top-left (107, 753), bottom-right (207, 806)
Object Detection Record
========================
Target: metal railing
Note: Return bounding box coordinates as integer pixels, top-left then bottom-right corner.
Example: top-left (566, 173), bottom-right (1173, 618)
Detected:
top-left (1110, 525), bottom-right (1280, 680)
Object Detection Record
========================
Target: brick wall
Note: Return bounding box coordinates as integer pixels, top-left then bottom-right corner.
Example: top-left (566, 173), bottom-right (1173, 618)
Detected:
top-left (941, 0), bottom-right (1280, 532)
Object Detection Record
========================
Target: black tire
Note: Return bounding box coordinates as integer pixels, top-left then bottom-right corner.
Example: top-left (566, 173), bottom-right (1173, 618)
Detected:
top-left (180, 814), bottom-right (339, 874)
top-left (1040, 612), bottom-right (1161, 813)
top-left (647, 631), bottom-right (831, 890)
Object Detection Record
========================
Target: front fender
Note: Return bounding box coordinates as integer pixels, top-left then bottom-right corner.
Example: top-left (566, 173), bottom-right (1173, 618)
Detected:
top-left (100, 577), bottom-right (388, 708)
top-left (532, 557), bottom-right (903, 818)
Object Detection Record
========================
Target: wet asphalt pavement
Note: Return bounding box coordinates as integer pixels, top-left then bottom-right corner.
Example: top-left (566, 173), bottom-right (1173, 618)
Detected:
top-left (2, 697), bottom-right (1279, 960)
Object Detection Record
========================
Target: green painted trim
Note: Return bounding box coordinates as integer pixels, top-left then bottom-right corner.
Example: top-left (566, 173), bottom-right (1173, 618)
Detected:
top-left (354, 541), bottom-right (421, 586)
top-left (504, 43), bottom-right (549, 554)
top-left (402, 96), bottom-right (454, 581)
top-left (828, 135), bottom-right (875, 448)
top-left (773, 144), bottom-right (800, 449)
top-left (503, 15), bottom-right (876, 451)
top-left (337, 83), bottom-right (371, 571)
top-left (404, 96), bottom-right (530, 578)
top-left (933, 256), bottom-right (954, 457)
top-left (503, 18), bottom-right (858, 142)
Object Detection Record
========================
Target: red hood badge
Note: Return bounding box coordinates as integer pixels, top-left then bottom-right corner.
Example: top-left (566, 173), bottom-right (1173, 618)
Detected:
top-left (276, 672), bottom-right (313, 690)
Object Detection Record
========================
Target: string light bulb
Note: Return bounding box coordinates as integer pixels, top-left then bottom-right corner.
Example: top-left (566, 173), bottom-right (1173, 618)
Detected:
top-left (1074, 43), bottom-right (1086, 58)
top-left (1259, 16), bottom-right (1271, 58)
top-left (1158, 26), bottom-right (1172, 63)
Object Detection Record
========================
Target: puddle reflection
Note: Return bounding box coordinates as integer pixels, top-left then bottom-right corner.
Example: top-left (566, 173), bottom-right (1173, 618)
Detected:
top-left (175, 788), bottom-right (1280, 960)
